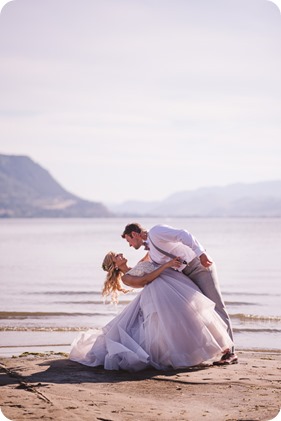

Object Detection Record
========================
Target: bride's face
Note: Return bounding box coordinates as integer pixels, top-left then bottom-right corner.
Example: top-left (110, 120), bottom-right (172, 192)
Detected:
top-left (113, 253), bottom-right (127, 267)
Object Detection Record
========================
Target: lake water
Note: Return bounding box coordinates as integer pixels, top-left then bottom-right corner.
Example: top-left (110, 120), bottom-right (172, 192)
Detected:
top-left (0, 217), bottom-right (280, 357)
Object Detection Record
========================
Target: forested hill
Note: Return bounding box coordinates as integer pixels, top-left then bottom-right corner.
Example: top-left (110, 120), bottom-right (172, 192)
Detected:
top-left (0, 154), bottom-right (112, 217)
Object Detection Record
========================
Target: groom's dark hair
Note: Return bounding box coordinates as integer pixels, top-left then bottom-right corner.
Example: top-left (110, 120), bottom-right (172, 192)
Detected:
top-left (121, 223), bottom-right (144, 238)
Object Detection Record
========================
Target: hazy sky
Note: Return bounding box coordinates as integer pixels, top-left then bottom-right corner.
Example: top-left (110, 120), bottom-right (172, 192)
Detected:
top-left (0, 0), bottom-right (281, 204)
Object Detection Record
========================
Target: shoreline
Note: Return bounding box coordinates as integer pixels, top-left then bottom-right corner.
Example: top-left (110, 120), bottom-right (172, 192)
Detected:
top-left (1, 345), bottom-right (281, 359)
top-left (1, 329), bottom-right (280, 359)
top-left (1, 350), bottom-right (280, 421)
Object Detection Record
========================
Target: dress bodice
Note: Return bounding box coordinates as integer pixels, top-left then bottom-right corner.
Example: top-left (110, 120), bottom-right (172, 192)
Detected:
top-left (127, 261), bottom-right (158, 276)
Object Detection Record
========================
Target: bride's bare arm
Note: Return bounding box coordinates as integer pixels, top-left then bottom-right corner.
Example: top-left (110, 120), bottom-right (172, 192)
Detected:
top-left (122, 257), bottom-right (182, 288)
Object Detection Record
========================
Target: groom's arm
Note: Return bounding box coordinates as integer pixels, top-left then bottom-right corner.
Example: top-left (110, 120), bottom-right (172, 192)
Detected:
top-left (151, 225), bottom-right (205, 257)
top-left (162, 227), bottom-right (213, 267)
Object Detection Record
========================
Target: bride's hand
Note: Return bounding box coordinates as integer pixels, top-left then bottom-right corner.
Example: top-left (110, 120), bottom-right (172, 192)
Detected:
top-left (165, 257), bottom-right (182, 269)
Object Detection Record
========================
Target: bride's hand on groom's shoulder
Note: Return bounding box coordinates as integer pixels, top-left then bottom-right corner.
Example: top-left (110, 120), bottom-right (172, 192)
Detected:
top-left (199, 253), bottom-right (213, 268)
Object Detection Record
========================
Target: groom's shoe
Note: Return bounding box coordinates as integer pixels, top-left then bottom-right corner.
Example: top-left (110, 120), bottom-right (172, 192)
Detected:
top-left (213, 352), bottom-right (238, 366)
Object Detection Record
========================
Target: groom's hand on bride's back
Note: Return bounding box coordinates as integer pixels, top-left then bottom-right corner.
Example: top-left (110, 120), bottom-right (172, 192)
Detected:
top-left (199, 253), bottom-right (213, 268)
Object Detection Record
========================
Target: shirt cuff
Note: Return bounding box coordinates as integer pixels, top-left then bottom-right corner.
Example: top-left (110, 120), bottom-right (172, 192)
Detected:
top-left (194, 247), bottom-right (205, 257)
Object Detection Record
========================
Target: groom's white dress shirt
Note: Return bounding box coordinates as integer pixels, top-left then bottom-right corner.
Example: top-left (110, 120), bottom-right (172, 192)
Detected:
top-left (147, 224), bottom-right (205, 271)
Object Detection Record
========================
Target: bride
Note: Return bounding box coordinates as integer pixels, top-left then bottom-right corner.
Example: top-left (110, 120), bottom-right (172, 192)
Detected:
top-left (69, 252), bottom-right (233, 372)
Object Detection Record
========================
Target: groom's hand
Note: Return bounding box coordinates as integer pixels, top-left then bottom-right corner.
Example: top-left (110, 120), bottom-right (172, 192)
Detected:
top-left (199, 253), bottom-right (213, 268)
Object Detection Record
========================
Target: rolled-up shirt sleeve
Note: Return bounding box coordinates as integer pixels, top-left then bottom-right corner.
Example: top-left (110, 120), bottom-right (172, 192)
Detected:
top-left (174, 229), bottom-right (205, 256)
top-left (150, 225), bottom-right (205, 257)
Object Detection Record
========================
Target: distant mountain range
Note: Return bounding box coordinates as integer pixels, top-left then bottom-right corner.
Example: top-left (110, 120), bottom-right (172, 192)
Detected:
top-left (1, 153), bottom-right (280, 218)
top-left (107, 181), bottom-right (281, 217)
top-left (0, 154), bottom-right (112, 217)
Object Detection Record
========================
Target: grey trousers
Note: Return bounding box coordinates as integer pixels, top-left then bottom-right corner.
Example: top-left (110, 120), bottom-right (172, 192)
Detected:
top-left (182, 257), bottom-right (234, 351)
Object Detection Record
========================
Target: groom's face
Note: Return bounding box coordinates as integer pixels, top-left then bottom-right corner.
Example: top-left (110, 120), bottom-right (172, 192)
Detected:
top-left (124, 232), bottom-right (143, 250)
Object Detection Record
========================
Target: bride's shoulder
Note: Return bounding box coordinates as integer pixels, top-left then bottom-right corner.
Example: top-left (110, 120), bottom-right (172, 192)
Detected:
top-left (127, 261), bottom-right (156, 276)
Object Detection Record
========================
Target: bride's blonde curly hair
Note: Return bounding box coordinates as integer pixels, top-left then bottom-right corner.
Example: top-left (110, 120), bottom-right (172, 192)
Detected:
top-left (101, 251), bottom-right (131, 303)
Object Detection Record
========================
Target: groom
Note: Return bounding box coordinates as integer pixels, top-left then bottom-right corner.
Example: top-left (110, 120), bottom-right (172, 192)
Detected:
top-left (121, 222), bottom-right (238, 365)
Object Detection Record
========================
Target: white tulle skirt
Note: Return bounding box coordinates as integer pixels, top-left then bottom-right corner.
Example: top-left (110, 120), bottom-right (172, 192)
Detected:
top-left (69, 268), bottom-right (233, 371)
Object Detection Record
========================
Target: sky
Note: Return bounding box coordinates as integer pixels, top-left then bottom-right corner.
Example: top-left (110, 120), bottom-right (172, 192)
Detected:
top-left (0, 0), bottom-right (281, 204)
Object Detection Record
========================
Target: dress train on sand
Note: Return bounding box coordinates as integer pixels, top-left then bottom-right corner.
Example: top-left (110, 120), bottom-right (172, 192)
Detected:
top-left (69, 262), bottom-right (233, 372)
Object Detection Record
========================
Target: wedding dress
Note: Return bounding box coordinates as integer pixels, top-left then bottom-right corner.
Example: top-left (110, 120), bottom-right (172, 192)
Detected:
top-left (69, 261), bottom-right (233, 371)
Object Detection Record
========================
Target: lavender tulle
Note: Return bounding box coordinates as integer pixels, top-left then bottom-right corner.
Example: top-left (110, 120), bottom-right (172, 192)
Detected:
top-left (69, 262), bottom-right (233, 371)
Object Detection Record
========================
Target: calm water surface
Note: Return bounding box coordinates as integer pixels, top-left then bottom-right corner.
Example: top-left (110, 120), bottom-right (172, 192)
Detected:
top-left (0, 218), bottom-right (280, 356)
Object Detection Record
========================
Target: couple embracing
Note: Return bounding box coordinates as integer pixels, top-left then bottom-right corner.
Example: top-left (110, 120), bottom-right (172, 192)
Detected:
top-left (69, 222), bottom-right (237, 371)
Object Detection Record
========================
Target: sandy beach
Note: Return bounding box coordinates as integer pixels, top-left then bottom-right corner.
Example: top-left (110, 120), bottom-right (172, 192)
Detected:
top-left (0, 349), bottom-right (280, 421)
